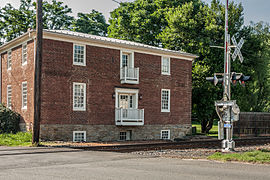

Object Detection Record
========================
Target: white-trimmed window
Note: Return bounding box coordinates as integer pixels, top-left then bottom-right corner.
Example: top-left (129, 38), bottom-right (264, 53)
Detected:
top-left (7, 85), bottom-right (12, 109)
top-left (73, 44), bottom-right (86, 66)
top-left (161, 57), bottom-right (170, 75)
top-left (73, 131), bottom-right (86, 142)
top-left (120, 51), bottom-right (134, 68)
top-left (161, 130), bottom-right (170, 140)
top-left (161, 89), bottom-right (170, 112)
top-left (119, 132), bottom-right (127, 141)
top-left (7, 50), bottom-right (12, 70)
top-left (73, 82), bottom-right (86, 111)
top-left (22, 82), bottom-right (27, 109)
top-left (22, 43), bottom-right (27, 65)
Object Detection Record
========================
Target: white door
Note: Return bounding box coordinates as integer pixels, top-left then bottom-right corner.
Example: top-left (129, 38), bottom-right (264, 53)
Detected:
top-left (118, 94), bottom-right (135, 118)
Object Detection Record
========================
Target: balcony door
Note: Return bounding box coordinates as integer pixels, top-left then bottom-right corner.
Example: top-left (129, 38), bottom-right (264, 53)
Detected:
top-left (121, 52), bottom-right (133, 69)
top-left (115, 88), bottom-right (139, 109)
top-left (118, 94), bottom-right (135, 109)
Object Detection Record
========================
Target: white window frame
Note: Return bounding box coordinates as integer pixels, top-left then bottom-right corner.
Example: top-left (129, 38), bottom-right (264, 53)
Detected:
top-left (161, 56), bottom-right (170, 75)
top-left (73, 131), bottom-right (86, 142)
top-left (73, 44), bottom-right (86, 66)
top-left (22, 82), bottom-right (27, 109)
top-left (161, 130), bottom-right (170, 140)
top-left (119, 131), bottom-right (127, 141)
top-left (22, 43), bottom-right (27, 65)
top-left (120, 50), bottom-right (134, 68)
top-left (161, 89), bottom-right (170, 112)
top-left (7, 85), bottom-right (12, 109)
top-left (7, 50), bottom-right (12, 70)
top-left (73, 82), bottom-right (86, 111)
top-left (115, 88), bottom-right (138, 109)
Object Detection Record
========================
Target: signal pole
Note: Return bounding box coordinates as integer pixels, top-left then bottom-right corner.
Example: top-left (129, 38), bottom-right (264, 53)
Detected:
top-left (207, 0), bottom-right (250, 152)
top-left (32, 0), bottom-right (43, 145)
top-left (221, 0), bottom-right (235, 151)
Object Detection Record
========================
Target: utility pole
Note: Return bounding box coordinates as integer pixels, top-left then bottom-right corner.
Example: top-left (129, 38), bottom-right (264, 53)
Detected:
top-left (206, 0), bottom-right (250, 152)
top-left (32, 0), bottom-right (43, 145)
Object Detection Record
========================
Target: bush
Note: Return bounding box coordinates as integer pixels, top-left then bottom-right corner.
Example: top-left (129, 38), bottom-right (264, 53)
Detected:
top-left (0, 104), bottom-right (20, 134)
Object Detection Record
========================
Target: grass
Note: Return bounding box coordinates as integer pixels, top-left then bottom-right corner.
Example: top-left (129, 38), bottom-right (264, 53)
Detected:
top-left (0, 132), bottom-right (32, 146)
top-left (208, 150), bottom-right (270, 164)
top-left (192, 121), bottom-right (218, 137)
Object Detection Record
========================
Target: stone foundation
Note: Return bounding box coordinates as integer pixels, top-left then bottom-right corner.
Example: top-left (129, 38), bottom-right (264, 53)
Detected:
top-left (40, 124), bottom-right (192, 142)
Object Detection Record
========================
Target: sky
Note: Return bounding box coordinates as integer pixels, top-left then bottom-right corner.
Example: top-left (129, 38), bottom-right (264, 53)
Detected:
top-left (0, 0), bottom-right (269, 25)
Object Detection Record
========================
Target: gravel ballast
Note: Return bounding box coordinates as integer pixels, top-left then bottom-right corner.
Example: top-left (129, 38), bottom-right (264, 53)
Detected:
top-left (131, 144), bottom-right (270, 159)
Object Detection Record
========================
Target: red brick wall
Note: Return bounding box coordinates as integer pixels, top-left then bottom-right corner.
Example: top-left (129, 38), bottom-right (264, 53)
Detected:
top-left (41, 39), bottom-right (192, 126)
top-left (1, 40), bottom-right (35, 127)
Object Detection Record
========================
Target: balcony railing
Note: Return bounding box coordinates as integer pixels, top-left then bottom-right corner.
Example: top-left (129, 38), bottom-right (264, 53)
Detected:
top-left (115, 108), bottom-right (144, 126)
top-left (120, 67), bottom-right (139, 84)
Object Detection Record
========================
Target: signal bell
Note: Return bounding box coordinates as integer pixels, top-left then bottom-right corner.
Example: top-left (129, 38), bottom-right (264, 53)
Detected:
top-left (206, 75), bottom-right (223, 86)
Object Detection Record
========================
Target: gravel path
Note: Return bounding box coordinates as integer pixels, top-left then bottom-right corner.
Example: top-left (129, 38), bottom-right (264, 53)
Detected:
top-left (131, 143), bottom-right (270, 159)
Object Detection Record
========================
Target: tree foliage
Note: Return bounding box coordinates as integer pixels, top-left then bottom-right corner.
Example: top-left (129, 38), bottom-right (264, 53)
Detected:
top-left (109, 0), bottom-right (200, 46)
top-left (0, 104), bottom-right (21, 134)
top-left (0, 0), bottom-right (73, 44)
top-left (0, 0), bottom-right (109, 45)
top-left (0, 0), bottom-right (35, 43)
top-left (72, 10), bottom-right (108, 36)
top-left (108, 0), bottom-right (270, 132)
top-left (37, 0), bottom-right (74, 30)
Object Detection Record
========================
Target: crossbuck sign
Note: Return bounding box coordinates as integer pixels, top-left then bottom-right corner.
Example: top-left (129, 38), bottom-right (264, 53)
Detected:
top-left (231, 36), bottom-right (244, 63)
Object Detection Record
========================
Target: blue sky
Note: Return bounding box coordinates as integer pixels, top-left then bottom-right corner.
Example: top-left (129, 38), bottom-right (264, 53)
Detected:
top-left (0, 0), bottom-right (269, 24)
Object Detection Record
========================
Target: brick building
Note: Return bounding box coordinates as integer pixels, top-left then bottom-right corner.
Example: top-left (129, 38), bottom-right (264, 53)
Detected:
top-left (0, 30), bottom-right (197, 142)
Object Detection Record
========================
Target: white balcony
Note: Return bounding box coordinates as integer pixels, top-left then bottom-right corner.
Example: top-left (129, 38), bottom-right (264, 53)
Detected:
top-left (115, 108), bottom-right (144, 126)
top-left (120, 67), bottom-right (139, 84)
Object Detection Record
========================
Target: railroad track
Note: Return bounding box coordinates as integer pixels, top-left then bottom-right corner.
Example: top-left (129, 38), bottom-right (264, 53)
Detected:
top-left (71, 137), bottom-right (270, 152)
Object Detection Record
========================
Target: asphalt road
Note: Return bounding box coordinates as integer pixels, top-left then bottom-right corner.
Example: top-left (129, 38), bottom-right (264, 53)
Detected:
top-left (0, 146), bottom-right (269, 180)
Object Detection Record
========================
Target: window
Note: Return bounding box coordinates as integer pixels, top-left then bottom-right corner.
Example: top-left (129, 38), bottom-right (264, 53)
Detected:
top-left (161, 57), bottom-right (170, 75)
top-left (73, 131), bottom-right (86, 142)
top-left (7, 85), bottom-right (12, 109)
top-left (161, 89), bottom-right (170, 112)
top-left (7, 50), bottom-right (11, 70)
top-left (122, 54), bottom-right (128, 67)
top-left (119, 132), bottom-right (127, 141)
top-left (73, 44), bottom-right (86, 66)
top-left (73, 82), bottom-right (86, 111)
top-left (22, 82), bottom-right (27, 109)
top-left (161, 130), bottom-right (170, 140)
top-left (22, 43), bottom-right (27, 65)
top-left (120, 51), bottom-right (134, 68)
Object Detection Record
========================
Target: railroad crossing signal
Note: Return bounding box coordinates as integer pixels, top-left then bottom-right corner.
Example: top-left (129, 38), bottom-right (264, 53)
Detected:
top-left (231, 36), bottom-right (244, 63)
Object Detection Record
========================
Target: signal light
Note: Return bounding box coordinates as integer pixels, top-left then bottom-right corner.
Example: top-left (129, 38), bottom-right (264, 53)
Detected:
top-left (239, 75), bottom-right (251, 87)
top-left (231, 72), bottom-right (237, 86)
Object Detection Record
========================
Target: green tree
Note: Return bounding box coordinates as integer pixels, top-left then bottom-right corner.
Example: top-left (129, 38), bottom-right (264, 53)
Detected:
top-left (0, 0), bottom-right (73, 44)
top-left (231, 22), bottom-right (270, 112)
top-left (72, 10), bottom-right (108, 36)
top-left (38, 0), bottom-right (74, 30)
top-left (159, 0), bottom-right (245, 132)
top-left (108, 0), bottom-right (270, 132)
top-left (108, 0), bottom-right (200, 46)
top-left (0, 0), bottom-right (34, 43)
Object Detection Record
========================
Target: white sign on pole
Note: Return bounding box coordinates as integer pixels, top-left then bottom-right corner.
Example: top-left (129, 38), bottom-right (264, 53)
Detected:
top-left (231, 36), bottom-right (244, 63)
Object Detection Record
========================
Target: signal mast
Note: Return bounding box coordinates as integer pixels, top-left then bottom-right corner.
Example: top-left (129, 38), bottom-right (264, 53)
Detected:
top-left (206, 0), bottom-right (250, 151)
